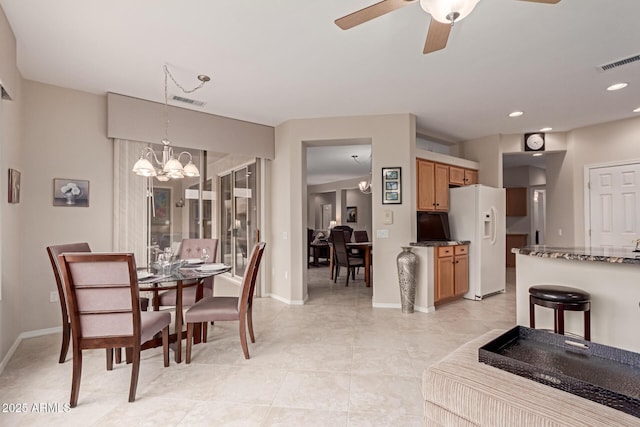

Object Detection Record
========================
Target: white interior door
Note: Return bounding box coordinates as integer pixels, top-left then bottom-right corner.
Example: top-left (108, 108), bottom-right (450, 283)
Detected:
top-left (588, 163), bottom-right (640, 248)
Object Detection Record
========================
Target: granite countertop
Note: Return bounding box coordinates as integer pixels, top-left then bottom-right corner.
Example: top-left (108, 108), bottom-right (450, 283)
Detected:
top-left (512, 246), bottom-right (640, 265)
top-left (410, 240), bottom-right (470, 247)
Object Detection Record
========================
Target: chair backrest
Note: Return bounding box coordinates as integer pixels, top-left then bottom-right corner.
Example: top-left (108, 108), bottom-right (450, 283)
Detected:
top-left (59, 253), bottom-right (141, 346)
top-left (331, 229), bottom-right (351, 266)
top-left (46, 243), bottom-right (92, 321)
top-left (239, 242), bottom-right (266, 312)
top-left (179, 238), bottom-right (218, 262)
top-left (353, 230), bottom-right (369, 243)
top-left (330, 225), bottom-right (353, 243)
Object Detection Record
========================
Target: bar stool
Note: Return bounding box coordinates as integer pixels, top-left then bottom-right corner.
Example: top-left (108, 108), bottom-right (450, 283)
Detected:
top-left (529, 285), bottom-right (591, 340)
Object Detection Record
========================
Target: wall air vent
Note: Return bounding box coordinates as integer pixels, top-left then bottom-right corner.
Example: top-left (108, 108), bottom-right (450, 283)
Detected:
top-left (171, 95), bottom-right (206, 107)
top-left (598, 54), bottom-right (640, 72)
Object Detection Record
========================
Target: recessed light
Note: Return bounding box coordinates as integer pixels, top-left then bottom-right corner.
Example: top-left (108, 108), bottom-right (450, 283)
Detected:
top-left (607, 83), bottom-right (628, 91)
top-left (532, 153), bottom-right (544, 157)
top-left (634, 107), bottom-right (640, 113)
top-left (508, 111), bottom-right (524, 118)
top-left (539, 127), bottom-right (552, 132)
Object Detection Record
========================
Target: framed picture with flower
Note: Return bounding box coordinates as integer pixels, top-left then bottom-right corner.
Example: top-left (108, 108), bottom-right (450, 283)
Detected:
top-left (53, 178), bottom-right (90, 207)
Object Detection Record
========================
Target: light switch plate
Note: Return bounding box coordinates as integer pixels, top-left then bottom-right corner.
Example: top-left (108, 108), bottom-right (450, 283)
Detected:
top-left (383, 210), bottom-right (393, 225)
top-left (376, 229), bottom-right (389, 239)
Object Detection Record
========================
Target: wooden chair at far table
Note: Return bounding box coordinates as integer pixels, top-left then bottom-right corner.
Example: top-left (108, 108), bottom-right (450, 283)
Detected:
top-left (58, 252), bottom-right (171, 407)
top-left (185, 242), bottom-right (266, 362)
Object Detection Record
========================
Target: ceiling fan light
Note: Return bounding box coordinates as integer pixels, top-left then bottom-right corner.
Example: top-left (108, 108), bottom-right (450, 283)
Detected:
top-left (183, 161), bottom-right (200, 177)
top-left (420, 0), bottom-right (481, 23)
top-left (132, 157), bottom-right (157, 177)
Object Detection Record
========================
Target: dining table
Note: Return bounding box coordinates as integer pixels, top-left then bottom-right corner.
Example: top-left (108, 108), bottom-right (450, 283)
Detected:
top-left (329, 241), bottom-right (373, 287)
top-left (137, 262), bottom-right (231, 363)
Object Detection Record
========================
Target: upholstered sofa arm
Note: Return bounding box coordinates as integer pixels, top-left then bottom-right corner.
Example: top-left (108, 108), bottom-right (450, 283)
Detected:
top-left (422, 329), bottom-right (638, 427)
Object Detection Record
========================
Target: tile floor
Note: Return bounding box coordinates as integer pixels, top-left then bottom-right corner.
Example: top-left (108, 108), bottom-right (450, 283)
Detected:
top-left (0, 267), bottom-right (516, 426)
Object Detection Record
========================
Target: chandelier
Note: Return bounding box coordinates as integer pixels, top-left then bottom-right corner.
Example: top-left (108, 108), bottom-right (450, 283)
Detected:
top-left (352, 154), bottom-right (372, 194)
top-left (132, 65), bottom-right (210, 181)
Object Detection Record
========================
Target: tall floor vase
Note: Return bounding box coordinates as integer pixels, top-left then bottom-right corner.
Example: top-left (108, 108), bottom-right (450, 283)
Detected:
top-left (396, 246), bottom-right (418, 313)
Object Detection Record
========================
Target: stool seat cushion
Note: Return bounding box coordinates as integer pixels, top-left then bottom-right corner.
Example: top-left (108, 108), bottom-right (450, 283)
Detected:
top-left (529, 285), bottom-right (590, 303)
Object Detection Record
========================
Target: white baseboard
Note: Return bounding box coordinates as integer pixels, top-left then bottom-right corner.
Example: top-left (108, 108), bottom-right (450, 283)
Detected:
top-left (0, 326), bottom-right (62, 375)
top-left (264, 293), bottom-right (305, 305)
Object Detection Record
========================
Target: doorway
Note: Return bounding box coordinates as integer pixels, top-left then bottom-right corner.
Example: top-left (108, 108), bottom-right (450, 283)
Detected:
top-left (586, 161), bottom-right (640, 248)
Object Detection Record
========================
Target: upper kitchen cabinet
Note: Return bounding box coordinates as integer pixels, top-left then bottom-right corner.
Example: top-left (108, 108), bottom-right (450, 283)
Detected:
top-left (506, 187), bottom-right (527, 216)
top-left (417, 159), bottom-right (449, 211)
top-left (450, 166), bottom-right (478, 186)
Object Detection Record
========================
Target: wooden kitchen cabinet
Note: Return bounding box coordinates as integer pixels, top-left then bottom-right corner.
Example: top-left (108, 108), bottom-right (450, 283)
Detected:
top-left (464, 169), bottom-right (478, 185)
top-left (417, 159), bottom-right (449, 211)
top-left (506, 187), bottom-right (527, 216)
top-left (449, 166), bottom-right (478, 186)
top-left (435, 245), bottom-right (469, 305)
top-left (454, 245), bottom-right (469, 296)
top-left (506, 234), bottom-right (528, 267)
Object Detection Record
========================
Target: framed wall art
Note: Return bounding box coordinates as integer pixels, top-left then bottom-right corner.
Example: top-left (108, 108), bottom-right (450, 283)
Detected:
top-left (8, 168), bottom-right (20, 203)
top-left (152, 187), bottom-right (171, 225)
top-left (346, 206), bottom-right (357, 223)
top-left (382, 167), bottom-right (402, 204)
top-left (53, 178), bottom-right (89, 207)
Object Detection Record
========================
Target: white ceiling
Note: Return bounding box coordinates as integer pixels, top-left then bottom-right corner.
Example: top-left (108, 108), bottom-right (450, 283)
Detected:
top-left (306, 143), bottom-right (372, 186)
top-left (2, 0), bottom-right (640, 180)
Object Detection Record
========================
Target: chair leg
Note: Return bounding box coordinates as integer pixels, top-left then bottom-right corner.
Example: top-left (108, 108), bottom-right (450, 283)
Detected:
top-left (115, 348), bottom-right (122, 364)
top-left (125, 348), bottom-right (133, 364)
top-left (69, 347), bottom-right (82, 408)
top-left (334, 265), bottom-right (339, 283)
top-left (584, 310), bottom-right (591, 341)
top-left (247, 307), bottom-right (255, 343)
top-left (59, 322), bottom-right (70, 363)
top-left (345, 267), bottom-right (350, 286)
top-left (128, 344), bottom-right (141, 403)
top-left (186, 323), bottom-right (193, 364)
top-left (239, 316), bottom-right (250, 359)
top-left (106, 348), bottom-right (113, 371)
top-left (162, 326), bottom-right (170, 367)
top-left (529, 297), bottom-right (535, 328)
top-left (557, 305), bottom-right (565, 335)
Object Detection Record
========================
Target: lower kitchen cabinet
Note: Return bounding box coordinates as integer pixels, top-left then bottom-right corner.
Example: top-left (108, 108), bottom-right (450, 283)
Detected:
top-left (435, 245), bottom-right (468, 305)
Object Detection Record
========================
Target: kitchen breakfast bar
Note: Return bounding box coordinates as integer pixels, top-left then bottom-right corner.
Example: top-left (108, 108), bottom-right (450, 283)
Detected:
top-left (513, 246), bottom-right (640, 353)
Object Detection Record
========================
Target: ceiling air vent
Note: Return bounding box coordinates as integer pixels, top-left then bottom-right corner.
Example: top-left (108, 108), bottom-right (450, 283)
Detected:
top-left (598, 54), bottom-right (640, 72)
top-left (171, 95), bottom-right (206, 107)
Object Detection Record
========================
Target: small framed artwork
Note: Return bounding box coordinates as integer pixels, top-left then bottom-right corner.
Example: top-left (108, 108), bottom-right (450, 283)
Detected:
top-left (152, 187), bottom-right (171, 225)
top-left (382, 167), bottom-right (402, 204)
top-left (53, 178), bottom-right (89, 207)
top-left (346, 206), bottom-right (357, 223)
top-left (8, 168), bottom-right (21, 203)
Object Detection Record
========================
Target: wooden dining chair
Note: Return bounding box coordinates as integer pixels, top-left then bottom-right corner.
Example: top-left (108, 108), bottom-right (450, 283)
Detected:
top-left (156, 238), bottom-right (219, 308)
top-left (332, 230), bottom-right (364, 286)
top-left (185, 242), bottom-right (266, 361)
top-left (46, 243), bottom-right (91, 364)
top-left (58, 252), bottom-right (171, 407)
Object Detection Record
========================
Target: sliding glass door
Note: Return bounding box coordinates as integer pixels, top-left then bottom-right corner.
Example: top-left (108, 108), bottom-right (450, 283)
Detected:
top-left (220, 162), bottom-right (259, 277)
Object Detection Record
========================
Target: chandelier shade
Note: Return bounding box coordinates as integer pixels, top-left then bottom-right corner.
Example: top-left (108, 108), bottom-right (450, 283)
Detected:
top-left (419, 0), bottom-right (481, 23)
top-left (132, 65), bottom-right (209, 181)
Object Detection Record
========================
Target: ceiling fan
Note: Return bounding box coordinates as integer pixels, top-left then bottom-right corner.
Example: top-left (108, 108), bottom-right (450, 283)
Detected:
top-left (335, 0), bottom-right (561, 54)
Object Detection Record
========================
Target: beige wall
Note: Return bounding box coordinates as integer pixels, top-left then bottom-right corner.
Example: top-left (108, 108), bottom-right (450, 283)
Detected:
top-left (21, 81), bottom-right (115, 333)
top-left (272, 114), bottom-right (415, 307)
top-left (0, 7), bottom-right (23, 364)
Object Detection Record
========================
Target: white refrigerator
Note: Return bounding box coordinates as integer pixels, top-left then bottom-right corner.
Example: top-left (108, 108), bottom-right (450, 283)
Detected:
top-left (449, 184), bottom-right (506, 300)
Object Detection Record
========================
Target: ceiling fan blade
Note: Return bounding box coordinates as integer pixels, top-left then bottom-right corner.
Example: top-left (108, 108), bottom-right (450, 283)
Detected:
top-left (335, 0), bottom-right (416, 30)
top-left (519, 0), bottom-right (561, 3)
top-left (423, 20), bottom-right (451, 54)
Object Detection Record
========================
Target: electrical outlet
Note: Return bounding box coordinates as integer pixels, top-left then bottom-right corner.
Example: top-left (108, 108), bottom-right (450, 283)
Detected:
top-left (49, 291), bottom-right (59, 303)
